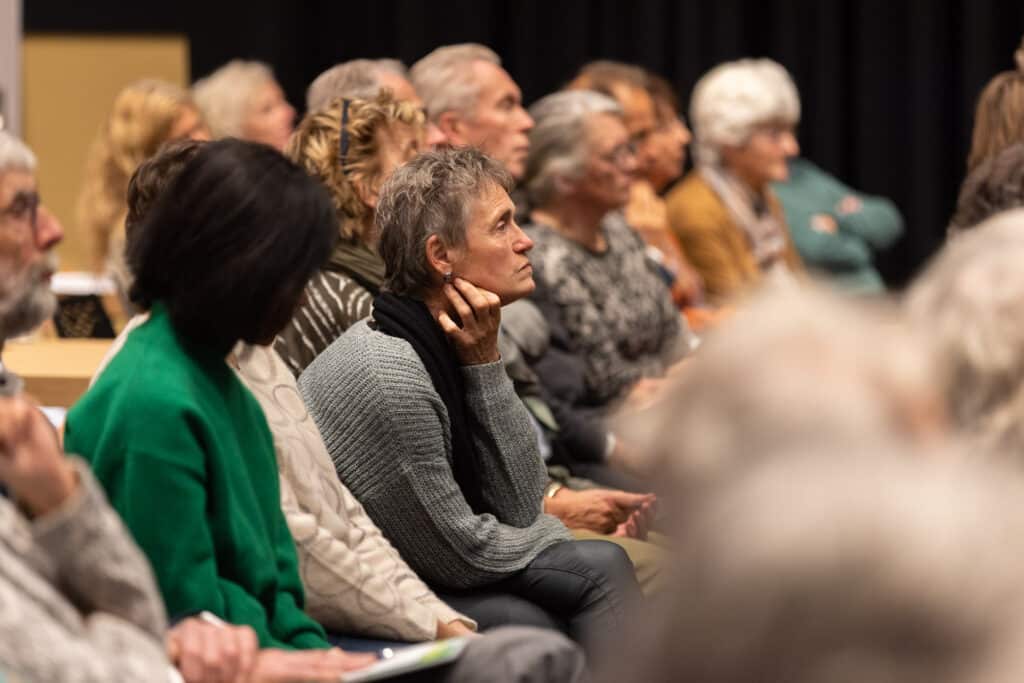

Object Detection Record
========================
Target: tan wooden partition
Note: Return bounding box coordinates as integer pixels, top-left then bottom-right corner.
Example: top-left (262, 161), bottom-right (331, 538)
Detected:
top-left (21, 34), bottom-right (189, 272)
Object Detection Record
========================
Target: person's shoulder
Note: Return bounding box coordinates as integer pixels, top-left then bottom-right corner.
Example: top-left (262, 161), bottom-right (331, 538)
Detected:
top-left (666, 171), bottom-right (719, 207)
top-left (665, 172), bottom-right (729, 230)
top-left (300, 319), bottom-right (435, 398)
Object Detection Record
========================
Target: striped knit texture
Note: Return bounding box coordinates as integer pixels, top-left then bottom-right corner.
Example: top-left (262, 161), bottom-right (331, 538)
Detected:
top-left (299, 320), bottom-right (571, 590)
top-left (275, 270), bottom-right (374, 378)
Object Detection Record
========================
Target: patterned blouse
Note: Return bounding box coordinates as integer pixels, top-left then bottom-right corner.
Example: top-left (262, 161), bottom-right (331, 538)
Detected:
top-left (524, 212), bottom-right (691, 408)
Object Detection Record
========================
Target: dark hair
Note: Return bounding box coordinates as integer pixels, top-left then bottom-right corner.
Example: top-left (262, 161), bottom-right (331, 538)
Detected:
top-left (127, 138), bottom-right (336, 349)
top-left (646, 72), bottom-right (680, 118)
top-left (950, 142), bottom-right (1024, 234)
top-left (570, 60), bottom-right (649, 97)
top-left (125, 139), bottom-right (206, 244)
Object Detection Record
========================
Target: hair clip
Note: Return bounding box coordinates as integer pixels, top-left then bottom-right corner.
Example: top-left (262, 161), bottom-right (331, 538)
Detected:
top-left (338, 98), bottom-right (351, 171)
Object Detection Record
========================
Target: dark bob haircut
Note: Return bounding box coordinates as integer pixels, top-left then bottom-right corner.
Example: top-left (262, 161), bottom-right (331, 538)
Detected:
top-left (127, 138), bottom-right (336, 349)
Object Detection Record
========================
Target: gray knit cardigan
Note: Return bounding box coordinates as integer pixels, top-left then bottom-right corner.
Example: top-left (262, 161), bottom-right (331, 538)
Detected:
top-left (299, 319), bottom-right (571, 590)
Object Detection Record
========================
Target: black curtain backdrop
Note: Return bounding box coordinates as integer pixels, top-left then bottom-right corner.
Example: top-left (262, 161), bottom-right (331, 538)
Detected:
top-left (26, 0), bottom-right (1024, 286)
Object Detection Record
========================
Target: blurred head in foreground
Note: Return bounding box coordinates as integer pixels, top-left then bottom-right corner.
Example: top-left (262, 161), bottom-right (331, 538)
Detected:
top-left (603, 450), bottom-right (1024, 683)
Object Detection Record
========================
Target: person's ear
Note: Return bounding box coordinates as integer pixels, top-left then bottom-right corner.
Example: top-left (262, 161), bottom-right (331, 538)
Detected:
top-left (436, 111), bottom-right (466, 146)
top-left (425, 234), bottom-right (456, 283)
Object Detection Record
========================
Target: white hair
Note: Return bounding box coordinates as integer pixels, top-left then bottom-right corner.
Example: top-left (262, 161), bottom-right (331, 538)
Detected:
top-left (0, 133), bottom-right (56, 339)
top-left (0, 131), bottom-right (36, 174)
top-left (192, 59), bottom-right (275, 138)
top-left (621, 281), bottom-right (941, 499)
top-left (523, 90), bottom-right (623, 207)
top-left (690, 58), bottom-right (801, 166)
top-left (907, 208), bottom-right (1024, 459)
top-left (409, 43), bottom-right (501, 121)
top-left (613, 449), bottom-right (1024, 683)
top-left (306, 58), bottom-right (409, 112)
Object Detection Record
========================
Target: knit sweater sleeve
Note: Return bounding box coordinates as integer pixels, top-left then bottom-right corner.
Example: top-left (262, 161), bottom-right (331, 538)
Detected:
top-left (0, 460), bottom-right (174, 682)
top-left (32, 459), bottom-right (167, 640)
top-left (461, 360), bottom-right (549, 525)
top-left (300, 325), bottom-right (571, 590)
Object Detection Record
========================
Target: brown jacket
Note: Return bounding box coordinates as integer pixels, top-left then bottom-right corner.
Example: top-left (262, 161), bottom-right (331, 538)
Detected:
top-left (665, 171), bottom-right (803, 304)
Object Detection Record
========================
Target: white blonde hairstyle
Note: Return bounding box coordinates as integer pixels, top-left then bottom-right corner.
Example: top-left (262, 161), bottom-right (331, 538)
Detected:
top-left (906, 208), bottom-right (1024, 459)
top-left (409, 43), bottom-right (501, 121)
top-left (193, 59), bottom-right (276, 138)
top-left (0, 131), bottom-right (36, 173)
top-left (690, 58), bottom-right (801, 166)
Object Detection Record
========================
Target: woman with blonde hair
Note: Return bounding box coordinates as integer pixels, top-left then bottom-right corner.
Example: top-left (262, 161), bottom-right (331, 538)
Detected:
top-left (274, 92), bottom-right (425, 376)
top-left (76, 79), bottom-right (209, 295)
top-left (192, 59), bottom-right (295, 152)
top-left (966, 35), bottom-right (1024, 173)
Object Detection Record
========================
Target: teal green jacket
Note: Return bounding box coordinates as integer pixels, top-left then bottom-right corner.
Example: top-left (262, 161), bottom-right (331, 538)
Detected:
top-left (65, 303), bottom-right (328, 650)
top-left (773, 159), bottom-right (904, 294)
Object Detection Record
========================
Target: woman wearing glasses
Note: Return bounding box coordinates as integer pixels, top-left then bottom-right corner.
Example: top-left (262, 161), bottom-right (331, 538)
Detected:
top-left (520, 90), bottom-right (690, 411)
top-left (665, 58), bottom-right (804, 305)
top-left (274, 93), bottom-right (424, 377)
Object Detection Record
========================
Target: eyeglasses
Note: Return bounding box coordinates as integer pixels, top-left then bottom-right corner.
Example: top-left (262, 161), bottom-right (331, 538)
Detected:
top-left (0, 190), bottom-right (40, 238)
top-left (338, 98), bottom-right (352, 173)
top-left (598, 141), bottom-right (637, 167)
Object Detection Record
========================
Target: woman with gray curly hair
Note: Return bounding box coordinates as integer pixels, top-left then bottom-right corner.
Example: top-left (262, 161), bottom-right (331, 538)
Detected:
top-left (519, 89), bottom-right (691, 411)
top-left (298, 147), bottom-right (640, 653)
top-left (665, 58), bottom-right (804, 304)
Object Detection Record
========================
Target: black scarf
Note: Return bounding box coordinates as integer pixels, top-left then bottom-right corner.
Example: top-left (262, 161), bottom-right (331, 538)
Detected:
top-left (372, 292), bottom-right (491, 515)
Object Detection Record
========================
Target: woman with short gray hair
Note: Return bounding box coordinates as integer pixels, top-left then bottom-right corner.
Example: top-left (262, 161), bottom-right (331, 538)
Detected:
top-left (520, 89), bottom-right (690, 411)
top-left (299, 147), bottom-right (640, 653)
top-left (665, 58), bottom-right (804, 303)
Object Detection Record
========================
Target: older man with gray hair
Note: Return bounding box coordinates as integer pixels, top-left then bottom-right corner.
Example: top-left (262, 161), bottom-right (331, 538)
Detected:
top-left (0, 130), bottom-right (178, 680)
top-left (411, 43), bottom-right (534, 179)
top-left (306, 57), bottom-right (447, 148)
top-left (306, 58), bottom-right (417, 110)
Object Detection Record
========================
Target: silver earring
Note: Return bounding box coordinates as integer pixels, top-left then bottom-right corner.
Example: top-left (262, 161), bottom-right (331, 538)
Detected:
top-left (443, 271), bottom-right (453, 284)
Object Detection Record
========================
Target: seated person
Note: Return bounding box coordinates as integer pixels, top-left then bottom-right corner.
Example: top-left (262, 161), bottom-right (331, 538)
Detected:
top-left (275, 93), bottom-right (425, 377)
top-left (666, 58), bottom-right (804, 304)
top-left (118, 140), bottom-right (474, 642)
top-left (104, 141), bottom-right (590, 682)
top-left (299, 148), bottom-right (641, 654)
top-left (63, 139), bottom-right (369, 661)
top-left (519, 90), bottom-right (692, 411)
top-left (193, 60), bottom-right (296, 152)
top-left (76, 79), bottom-right (210, 317)
top-left (0, 131), bottom-right (361, 683)
top-left (275, 93), bottom-right (658, 577)
top-left (773, 157), bottom-right (902, 294)
top-left (567, 60), bottom-right (705, 311)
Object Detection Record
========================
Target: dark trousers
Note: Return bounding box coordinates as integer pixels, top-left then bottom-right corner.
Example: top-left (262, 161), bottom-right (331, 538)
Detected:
top-left (437, 539), bottom-right (640, 655)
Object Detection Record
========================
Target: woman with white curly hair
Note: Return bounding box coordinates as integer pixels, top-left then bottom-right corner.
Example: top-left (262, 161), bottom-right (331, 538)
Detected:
top-left (193, 60), bottom-right (295, 151)
top-left (666, 58), bottom-right (804, 304)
